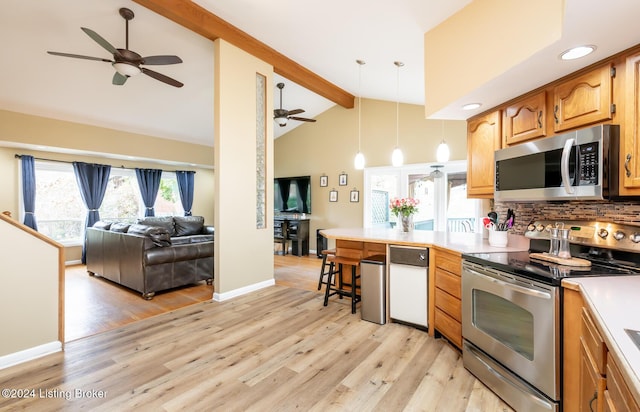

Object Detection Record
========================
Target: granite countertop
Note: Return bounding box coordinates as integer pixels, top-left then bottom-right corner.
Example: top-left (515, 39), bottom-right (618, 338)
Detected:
top-left (320, 227), bottom-right (529, 254)
top-left (564, 276), bottom-right (640, 403)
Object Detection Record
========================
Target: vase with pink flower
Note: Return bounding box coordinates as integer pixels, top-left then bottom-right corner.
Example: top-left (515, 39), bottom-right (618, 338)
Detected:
top-left (390, 197), bottom-right (419, 232)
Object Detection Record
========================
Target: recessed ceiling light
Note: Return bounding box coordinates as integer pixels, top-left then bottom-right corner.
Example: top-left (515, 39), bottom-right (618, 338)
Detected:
top-left (559, 45), bottom-right (596, 61)
top-left (462, 103), bottom-right (481, 111)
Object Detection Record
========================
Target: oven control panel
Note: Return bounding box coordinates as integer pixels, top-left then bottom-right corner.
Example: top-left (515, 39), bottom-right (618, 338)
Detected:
top-left (525, 220), bottom-right (640, 253)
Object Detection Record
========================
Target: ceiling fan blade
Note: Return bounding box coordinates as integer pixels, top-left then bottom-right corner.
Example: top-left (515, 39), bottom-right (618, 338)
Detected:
top-left (289, 117), bottom-right (316, 123)
top-left (47, 51), bottom-right (112, 63)
top-left (141, 55), bottom-right (183, 65)
top-left (141, 67), bottom-right (183, 88)
top-left (286, 109), bottom-right (305, 116)
top-left (112, 72), bottom-right (128, 86)
top-left (81, 27), bottom-right (121, 58)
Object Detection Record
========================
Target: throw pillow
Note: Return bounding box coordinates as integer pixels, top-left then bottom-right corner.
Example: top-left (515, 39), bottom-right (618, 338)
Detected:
top-left (110, 222), bottom-right (130, 232)
top-left (136, 216), bottom-right (175, 236)
top-left (174, 216), bottom-right (205, 236)
top-left (92, 221), bottom-right (112, 230)
top-left (127, 224), bottom-right (172, 247)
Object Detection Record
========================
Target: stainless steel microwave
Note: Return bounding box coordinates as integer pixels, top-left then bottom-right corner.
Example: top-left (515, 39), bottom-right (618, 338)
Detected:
top-left (494, 124), bottom-right (619, 201)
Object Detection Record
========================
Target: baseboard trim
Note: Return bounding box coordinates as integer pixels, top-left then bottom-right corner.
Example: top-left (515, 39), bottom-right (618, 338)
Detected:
top-left (0, 341), bottom-right (62, 370)
top-left (65, 260), bottom-right (82, 266)
top-left (213, 279), bottom-right (275, 302)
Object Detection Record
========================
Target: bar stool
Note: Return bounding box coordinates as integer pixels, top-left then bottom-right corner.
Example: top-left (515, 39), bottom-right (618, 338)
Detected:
top-left (317, 249), bottom-right (338, 290)
top-left (323, 255), bottom-right (361, 314)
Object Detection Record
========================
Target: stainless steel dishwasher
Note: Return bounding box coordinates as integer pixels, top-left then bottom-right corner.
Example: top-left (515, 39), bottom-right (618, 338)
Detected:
top-left (389, 245), bottom-right (428, 328)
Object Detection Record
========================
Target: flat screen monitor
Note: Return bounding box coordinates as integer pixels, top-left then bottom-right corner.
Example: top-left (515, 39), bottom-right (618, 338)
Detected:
top-left (274, 176), bottom-right (311, 213)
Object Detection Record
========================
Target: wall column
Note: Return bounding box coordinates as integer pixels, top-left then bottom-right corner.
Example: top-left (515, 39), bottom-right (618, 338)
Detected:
top-left (213, 39), bottom-right (274, 299)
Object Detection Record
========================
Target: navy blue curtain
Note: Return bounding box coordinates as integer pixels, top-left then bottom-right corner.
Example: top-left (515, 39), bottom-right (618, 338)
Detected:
top-left (20, 155), bottom-right (38, 230)
top-left (175, 171), bottom-right (195, 216)
top-left (73, 162), bottom-right (111, 263)
top-left (135, 168), bottom-right (162, 217)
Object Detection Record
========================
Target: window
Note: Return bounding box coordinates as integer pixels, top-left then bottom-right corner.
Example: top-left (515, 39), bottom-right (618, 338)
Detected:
top-left (364, 160), bottom-right (481, 233)
top-left (29, 161), bottom-right (184, 245)
top-left (33, 162), bottom-right (85, 245)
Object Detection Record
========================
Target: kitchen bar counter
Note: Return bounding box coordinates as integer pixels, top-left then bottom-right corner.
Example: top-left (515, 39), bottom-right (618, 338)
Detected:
top-left (320, 227), bottom-right (529, 345)
top-left (320, 227), bottom-right (529, 254)
top-left (564, 276), bottom-right (640, 405)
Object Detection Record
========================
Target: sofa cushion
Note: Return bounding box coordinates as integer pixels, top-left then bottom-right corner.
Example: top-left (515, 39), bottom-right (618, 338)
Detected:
top-left (127, 224), bottom-right (172, 247)
top-left (174, 216), bottom-right (204, 236)
top-left (92, 221), bottom-right (112, 230)
top-left (110, 222), bottom-right (130, 232)
top-left (137, 216), bottom-right (175, 236)
top-left (189, 234), bottom-right (214, 243)
top-left (170, 236), bottom-right (192, 246)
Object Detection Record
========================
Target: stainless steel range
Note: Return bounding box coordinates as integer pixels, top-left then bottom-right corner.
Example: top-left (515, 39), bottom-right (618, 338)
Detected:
top-left (462, 220), bottom-right (640, 412)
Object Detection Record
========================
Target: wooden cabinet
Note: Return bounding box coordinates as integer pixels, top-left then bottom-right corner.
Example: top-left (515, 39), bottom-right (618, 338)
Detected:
top-left (563, 285), bottom-right (640, 412)
top-left (606, 353), bottom-right (640, 412)
top-left (623, 52), bottom-right (640, 190)
top-left (433, 248), bottom-right (462, 349)
top-left (579, 307), bottom-right (607, 412)
top-left (553, 64), bottom-right (615, 132)
top-left (503, 91), bottom-right (547, 146)
top-left (467, 110), bottom-right (501, 198)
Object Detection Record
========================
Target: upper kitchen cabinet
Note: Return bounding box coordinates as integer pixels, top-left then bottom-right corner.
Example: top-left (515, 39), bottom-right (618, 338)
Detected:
top-left (503, 91), bottom-right (547, 146)
top-left (623, 52), bottom-right (640, 190)
top-left (553, 64), bottom-right (615, 133)
top-left (467, 110), bottom-right (501, 198)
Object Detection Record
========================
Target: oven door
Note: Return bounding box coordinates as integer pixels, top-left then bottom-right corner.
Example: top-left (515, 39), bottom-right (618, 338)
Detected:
top-left (462, 261), bottom-right (560, 401)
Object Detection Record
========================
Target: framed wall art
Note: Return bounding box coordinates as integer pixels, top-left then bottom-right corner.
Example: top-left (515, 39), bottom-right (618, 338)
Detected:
top-left (320, 175), bottom-right (328, 187)
top-left (339, 173), bottom-right (348, 186)
top-left (329, 189), bottom-right (338, 202)
top-left (350, 189), bottom-right (359, 203)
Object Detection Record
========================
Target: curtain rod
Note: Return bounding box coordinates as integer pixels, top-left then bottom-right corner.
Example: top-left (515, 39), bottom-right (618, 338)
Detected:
top-left (14, 154), bottom-right (195, 173)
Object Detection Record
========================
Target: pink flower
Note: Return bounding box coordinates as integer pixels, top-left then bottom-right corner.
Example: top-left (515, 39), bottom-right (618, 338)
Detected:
top-left (389, 197), bottom-right (419, 217)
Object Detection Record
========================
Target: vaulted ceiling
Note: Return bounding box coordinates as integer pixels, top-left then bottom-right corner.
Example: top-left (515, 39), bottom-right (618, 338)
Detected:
top-left (1, 0), bottom-right (640, 146)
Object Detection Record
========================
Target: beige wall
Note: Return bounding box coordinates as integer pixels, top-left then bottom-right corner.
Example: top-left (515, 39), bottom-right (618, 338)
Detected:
top-left (0, 109), bottom-right (215, 263)
top-left (424, 0), bottom-right (563, 116)
top-left (214, 39), bottom-right (274, 296)
top-left (0, 218), bottom-right (60, 360)
top-left (275, 98), bottom-right (467, 251)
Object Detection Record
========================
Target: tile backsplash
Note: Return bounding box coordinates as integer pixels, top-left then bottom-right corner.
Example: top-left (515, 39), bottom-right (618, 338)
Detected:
top-left (494, 200), bottom-right (640, 235)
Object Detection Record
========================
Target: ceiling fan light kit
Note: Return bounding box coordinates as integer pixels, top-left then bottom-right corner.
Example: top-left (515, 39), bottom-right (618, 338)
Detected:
top-left (273, 82), bottom-right (316, 127)
top-left (47, 7), bottom-right (184, 88)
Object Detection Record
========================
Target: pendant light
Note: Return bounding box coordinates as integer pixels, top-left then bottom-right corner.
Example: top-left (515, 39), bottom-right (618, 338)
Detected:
top-left (354, 59), bottom-right (366, 170)
top-left (391, 61), bottom-right (404, 167)
top-left (436, 120), bottom-right (450, 163)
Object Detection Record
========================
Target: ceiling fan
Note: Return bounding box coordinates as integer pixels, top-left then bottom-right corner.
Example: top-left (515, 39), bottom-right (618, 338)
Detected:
top-left (273, 83), bottom-right (316, 127)
top-left (47, 7), bottom-right (183, 88)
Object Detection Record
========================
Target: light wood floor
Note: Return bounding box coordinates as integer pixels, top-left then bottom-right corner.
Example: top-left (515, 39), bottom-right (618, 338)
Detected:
top-left (64, 253), bottom-right (323, 341)
top-left (0, 253), bottom-right (514, 411)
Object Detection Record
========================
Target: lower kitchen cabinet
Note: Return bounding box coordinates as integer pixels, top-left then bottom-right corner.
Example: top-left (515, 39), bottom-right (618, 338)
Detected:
top-left (579, 307), bottom-right (606, 412)
top-left (563, 285), bottom-right (640, 412)
top-left (432, 247), bottom-right (462, 349)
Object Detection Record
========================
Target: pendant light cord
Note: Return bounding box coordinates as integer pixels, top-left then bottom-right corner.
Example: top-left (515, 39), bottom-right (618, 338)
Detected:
top-left (358, 61), bottom-right (363, 152)
top-left (394, 61), bottom-right (403, 147)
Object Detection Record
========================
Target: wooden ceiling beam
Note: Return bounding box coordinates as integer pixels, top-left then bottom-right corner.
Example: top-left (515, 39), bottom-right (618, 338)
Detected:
top-left (132, 0), bottom-right (354, 109)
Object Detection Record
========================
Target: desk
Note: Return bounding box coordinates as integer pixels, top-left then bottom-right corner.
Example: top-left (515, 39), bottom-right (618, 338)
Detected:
top-left (275, 217), bottom-right (310, 256)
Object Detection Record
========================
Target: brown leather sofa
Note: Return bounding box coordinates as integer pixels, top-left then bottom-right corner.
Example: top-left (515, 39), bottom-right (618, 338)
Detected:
top-left (86, 216), bottom-right (214, 299)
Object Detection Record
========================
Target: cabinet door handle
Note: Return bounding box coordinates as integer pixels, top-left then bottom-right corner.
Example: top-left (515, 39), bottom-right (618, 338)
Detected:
top-left (537, 110), bottom-right (543, 128)
top-left (554, 105), bottom-right (559, 124)
top-left (625, 153), bottom-right (632, 177)
top-left (589, 390), bottom-right (597, 412)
